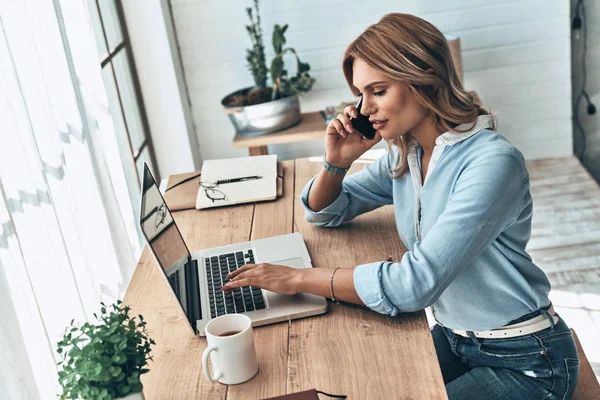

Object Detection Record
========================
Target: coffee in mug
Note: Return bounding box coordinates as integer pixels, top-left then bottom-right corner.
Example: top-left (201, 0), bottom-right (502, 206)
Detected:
top-left (202, 314), bottom-right (258, 384)
top-left (219, 330), bottom-right (241, 337)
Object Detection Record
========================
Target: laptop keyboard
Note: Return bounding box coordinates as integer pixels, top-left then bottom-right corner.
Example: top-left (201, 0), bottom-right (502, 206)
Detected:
top-left (168, 270), bottom-right (182, 302)
top-left (205, 249), bottom-right (266, 318)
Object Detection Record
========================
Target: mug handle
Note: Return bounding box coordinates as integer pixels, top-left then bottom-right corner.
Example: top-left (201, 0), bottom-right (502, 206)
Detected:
top-left (202, 345), bottom-right (223, 383)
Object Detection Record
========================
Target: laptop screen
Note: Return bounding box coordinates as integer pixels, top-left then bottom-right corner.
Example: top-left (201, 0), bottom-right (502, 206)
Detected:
top-left (139, 163), bottom-right (199, 329)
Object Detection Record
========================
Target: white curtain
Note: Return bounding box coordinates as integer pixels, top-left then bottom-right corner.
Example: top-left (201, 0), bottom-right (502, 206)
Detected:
top-left (0, 1), bottom-right (141, 398)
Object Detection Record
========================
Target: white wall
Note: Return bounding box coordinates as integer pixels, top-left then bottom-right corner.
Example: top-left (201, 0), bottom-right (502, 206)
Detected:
top-left (121, 0), bottom-right (201, 179)
top-left (170, 0), bottom-right (572, 161)
top-left (571, 0), bottom-right (600, 183)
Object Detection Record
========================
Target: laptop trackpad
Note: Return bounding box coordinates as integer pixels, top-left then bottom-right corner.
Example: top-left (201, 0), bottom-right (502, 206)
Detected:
top-left (270, 257), bottom-right (308, 270)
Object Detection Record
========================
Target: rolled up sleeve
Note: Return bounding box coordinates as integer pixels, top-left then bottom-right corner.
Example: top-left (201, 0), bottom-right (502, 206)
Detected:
top-left (300, 153), bottom-right (394, 227)
top-left (354, 262), bottom-right (399, 315)
top-left (352, 149), bottom-right (527, 315)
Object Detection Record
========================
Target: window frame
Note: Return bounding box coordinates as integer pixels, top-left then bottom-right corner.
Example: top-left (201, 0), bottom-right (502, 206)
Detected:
top-left (93, 0), bottom-right (159, 185)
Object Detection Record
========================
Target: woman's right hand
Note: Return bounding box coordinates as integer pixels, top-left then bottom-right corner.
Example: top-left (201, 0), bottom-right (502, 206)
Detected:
top-left (325, 105), bottom-right (382, 168)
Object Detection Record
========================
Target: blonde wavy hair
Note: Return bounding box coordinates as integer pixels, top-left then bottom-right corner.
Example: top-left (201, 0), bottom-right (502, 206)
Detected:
top-left (343, 13), bottom-right (491, 178)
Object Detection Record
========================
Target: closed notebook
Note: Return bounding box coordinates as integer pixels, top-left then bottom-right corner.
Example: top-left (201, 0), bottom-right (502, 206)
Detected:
top-left (163, 171), bottom-right (202, 211)
top-left (263, 389), bottom-right (320, 400)
top-left (196, 155), bottom-right (278, 209)
top-left (163, 162), bottom-right (283, 211)
top-left (263, 389), bottom-right (346, 400)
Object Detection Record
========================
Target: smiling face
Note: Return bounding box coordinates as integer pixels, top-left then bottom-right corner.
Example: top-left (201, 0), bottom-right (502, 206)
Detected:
top-left (352, 58), bottom-right (431, 141)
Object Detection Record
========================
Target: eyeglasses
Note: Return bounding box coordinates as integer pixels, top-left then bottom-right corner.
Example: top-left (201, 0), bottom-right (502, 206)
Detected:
top-left (199, 182), bottom-right (228, 203)
top-left (140, 203), bottom-right (168, 231)
top-left (154, 203), bottom-right (167, 230)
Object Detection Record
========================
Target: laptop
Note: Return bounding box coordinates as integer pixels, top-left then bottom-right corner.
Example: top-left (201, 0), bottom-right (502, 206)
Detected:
top-left (139, 163), bottom-right (327, 335)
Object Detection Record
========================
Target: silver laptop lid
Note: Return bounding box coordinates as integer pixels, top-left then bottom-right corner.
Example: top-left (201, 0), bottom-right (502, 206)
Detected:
top-left (139, 163), bottom-right (200, 333)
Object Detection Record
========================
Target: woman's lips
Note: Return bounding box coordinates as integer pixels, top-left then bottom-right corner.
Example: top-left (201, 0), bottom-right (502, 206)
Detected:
top-left (371, 120), bottom-right (387, 130)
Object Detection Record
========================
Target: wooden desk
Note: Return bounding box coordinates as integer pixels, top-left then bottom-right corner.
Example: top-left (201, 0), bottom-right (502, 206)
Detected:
top-left (124, 157), bottom-right (447, 399)
top-left (232, 112), bottom-right (326, 156)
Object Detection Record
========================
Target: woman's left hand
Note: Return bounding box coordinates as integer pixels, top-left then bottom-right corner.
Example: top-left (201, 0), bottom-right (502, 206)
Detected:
top-left (222, 263), bottom-right (302, 295)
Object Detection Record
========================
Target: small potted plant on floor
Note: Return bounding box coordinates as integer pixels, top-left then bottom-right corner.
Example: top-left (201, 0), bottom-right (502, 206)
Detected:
top-left (221, 0), bottom-right (316, 136)
top-left (57, 300), bottom-right (155, 400)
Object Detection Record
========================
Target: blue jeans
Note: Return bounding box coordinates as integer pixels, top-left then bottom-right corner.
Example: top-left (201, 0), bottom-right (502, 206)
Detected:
top-left (432, 307), bottom-right (580, 399)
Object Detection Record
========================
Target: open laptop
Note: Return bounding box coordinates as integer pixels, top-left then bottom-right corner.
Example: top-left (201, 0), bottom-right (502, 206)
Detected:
top-left (139, 163), bottom-right (327, 335)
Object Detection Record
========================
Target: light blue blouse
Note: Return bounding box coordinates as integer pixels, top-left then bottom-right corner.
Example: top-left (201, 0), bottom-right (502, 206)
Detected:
top-left (300, 116), bottom-right (551, 331)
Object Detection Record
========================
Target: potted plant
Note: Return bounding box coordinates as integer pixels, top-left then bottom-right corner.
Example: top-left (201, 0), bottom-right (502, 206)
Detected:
top-left (57, 300), bottom-right (155, 400)
top-left (221, 0), bottom-right (316, 136)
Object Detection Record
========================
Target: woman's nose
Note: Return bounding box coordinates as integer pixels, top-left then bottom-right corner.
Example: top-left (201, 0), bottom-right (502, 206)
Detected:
top-left (361, 100), bottom-right (376, 116)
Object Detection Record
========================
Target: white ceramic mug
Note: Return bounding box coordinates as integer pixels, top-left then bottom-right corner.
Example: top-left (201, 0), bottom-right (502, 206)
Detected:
top-left (201, 314), bottom-right (259, 384)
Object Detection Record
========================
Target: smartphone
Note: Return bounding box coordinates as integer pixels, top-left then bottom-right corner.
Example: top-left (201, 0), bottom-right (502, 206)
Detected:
top-left (350, 98), bottom-right (377, 140)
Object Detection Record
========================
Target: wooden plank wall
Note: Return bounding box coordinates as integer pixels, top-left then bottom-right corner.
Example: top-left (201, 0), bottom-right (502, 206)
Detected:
top-left (169, 0), bottom-right (572, 161)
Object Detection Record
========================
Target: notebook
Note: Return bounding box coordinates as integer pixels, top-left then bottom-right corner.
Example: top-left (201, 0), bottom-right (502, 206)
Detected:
top-left (196, 155), bottom-right (278, 209)
top-left (264, 389), bottom-right (347, 400)
top-left (163, 171), bottom-right (203, 211)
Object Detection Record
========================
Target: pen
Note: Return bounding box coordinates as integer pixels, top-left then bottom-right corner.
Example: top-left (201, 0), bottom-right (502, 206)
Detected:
top-left (216, 175), bottom-right (262, 185)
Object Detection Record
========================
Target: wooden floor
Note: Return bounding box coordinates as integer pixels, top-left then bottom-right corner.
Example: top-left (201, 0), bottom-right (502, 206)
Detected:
top-left (526, 156), bottom-right (600, 381)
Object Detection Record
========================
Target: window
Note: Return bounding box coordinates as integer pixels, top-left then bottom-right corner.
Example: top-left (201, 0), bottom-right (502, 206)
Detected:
top-left (88, 0), bottom-right (158, 193)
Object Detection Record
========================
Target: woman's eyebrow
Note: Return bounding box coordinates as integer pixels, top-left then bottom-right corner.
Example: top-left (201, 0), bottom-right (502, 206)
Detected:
top-left (356, 80), bottom-right (388, 91)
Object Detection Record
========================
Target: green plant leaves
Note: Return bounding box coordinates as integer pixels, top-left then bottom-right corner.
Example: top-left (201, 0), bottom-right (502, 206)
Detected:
top-left (130, 382), bottom-right (143, 393)
top-left (298, 61), bottom-right (310, 74)
top-left (245, 0), bottom-right (268, 87)
top-left (118, 383), bottom-right (130, 395)
top-left (268, 45), bottom-right (316, 99)
top-left (108, 334), bottom-right (122, 344)
top-left (242, 0), bottom-right (316, 101)
top-left (270, 57), bottom-right (284, 82)
top-left (272, 24), bottom-right (288, 54)
top-left (56, 301), bottom-right (155, 399)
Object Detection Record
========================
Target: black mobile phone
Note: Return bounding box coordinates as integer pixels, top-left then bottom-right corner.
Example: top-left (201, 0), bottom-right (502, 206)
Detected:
top-left (350, 98), bottom-right (377, 140)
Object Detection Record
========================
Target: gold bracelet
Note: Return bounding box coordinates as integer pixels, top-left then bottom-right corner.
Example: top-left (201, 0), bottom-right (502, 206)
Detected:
top-left (329, 267), bottom-right (341, 302)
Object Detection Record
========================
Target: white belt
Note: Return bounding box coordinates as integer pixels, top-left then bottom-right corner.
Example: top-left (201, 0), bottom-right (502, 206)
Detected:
top-left (452, 306), bottom-right (558, 339)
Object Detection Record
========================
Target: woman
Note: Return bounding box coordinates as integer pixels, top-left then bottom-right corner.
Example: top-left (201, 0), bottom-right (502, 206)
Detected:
top-left (223, 13), bottom-right (579, 399)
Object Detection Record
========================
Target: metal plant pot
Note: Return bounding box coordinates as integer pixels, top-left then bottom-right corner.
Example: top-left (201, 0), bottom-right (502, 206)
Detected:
top-left (221, 87), bottom-right (301, 136)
